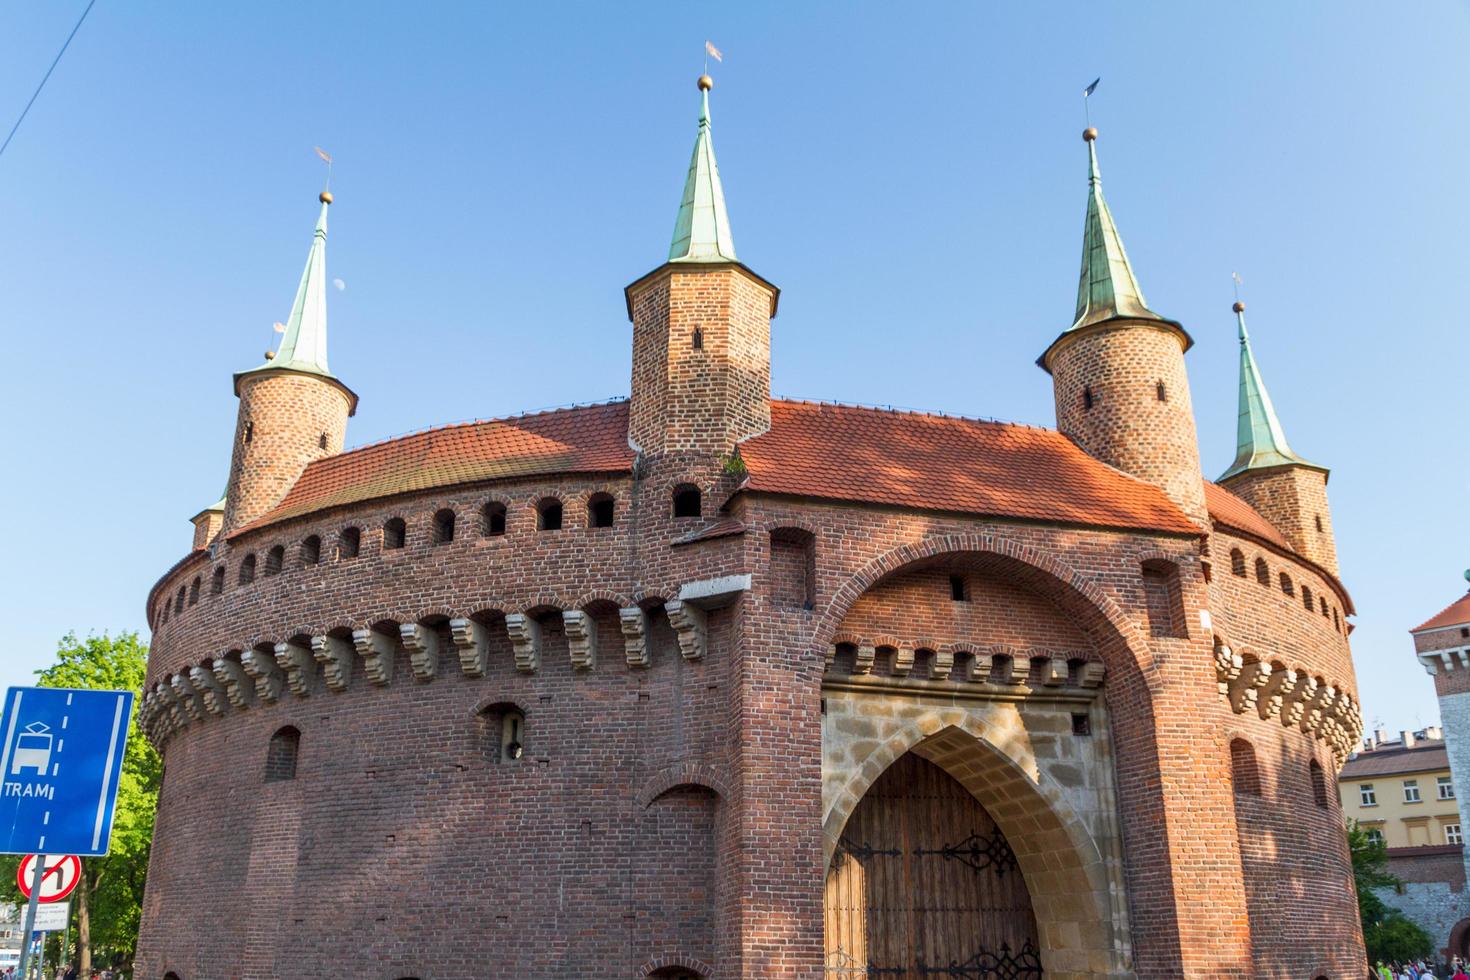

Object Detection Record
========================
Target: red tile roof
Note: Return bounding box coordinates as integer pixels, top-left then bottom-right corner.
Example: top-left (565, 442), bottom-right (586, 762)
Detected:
top-left (1201, 481), bottom-right (1293, 551)
top-left (1339, 739), bottom-right (1449, 778)
top-left (229, 401), bottom-right (635, 538)
top-left (674, 518), bottom-right (747, 546)
top-left (1413, 591), bottom-right (1470, 633)
top-left (737, 402), bottom-right (1200, 535)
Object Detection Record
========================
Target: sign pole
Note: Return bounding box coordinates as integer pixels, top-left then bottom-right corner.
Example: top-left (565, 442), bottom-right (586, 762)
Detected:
top-left (17, 855), bottom-right (43, 977)
top-left (35, 928), bottom-right (46, 979)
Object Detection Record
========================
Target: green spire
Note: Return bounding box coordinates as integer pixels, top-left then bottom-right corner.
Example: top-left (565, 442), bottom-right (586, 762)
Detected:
top-left (238, 193), bottom-right (336, 383)
top-left (1219, 302), bottom-right (1322, 481)
top-left (1072, 129), bottom-right (1171, 330)
top-left (668, 77), bottom-right (737, 263)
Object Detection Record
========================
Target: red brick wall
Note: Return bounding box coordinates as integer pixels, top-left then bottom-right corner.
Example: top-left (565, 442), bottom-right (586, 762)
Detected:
top-left (1221, 466), bottom-right (1339, 576)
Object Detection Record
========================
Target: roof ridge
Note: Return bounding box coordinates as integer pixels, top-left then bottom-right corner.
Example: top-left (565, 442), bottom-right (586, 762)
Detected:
top-left (332, 398), bottom-right (630, 459)
top-left (770, 397), bottom-right (1050, 431)
top-left (1412, 590), bottom-right (1470, 633)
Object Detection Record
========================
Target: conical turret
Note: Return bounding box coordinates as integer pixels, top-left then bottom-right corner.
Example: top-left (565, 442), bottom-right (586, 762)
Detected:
top-left (668, 80), bottom-right (737, 263)
top-left (1219, 302), bottom-right (1321, 481)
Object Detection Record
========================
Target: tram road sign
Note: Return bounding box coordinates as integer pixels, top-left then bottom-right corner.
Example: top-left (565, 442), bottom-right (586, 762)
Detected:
top-left (0, 688), bottom-right (133, 857)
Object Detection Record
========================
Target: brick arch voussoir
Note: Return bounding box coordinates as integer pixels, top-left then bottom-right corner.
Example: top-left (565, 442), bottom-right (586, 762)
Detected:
top-left (630, 589), bottom-right (673, 610)
top-left (522, 591), bottom-right (574, 616)
top-left (636, 761), bottom-right (730, 808)
top-left (572, 589), bottom-right (635, 612)
top-left (407, 606), bottom-right (459, 626)
top-left (638, 953), bottom-right (716, 979)
top-left (463, 598), bottom-right (514, 619)
top-left (814, 532), bottom-right (1155, 675)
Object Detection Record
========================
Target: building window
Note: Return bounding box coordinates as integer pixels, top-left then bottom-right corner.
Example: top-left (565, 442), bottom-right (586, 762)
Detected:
top-left (588, 493), bottom-right (615, 529)
top-left (318, 431), bottom-right (328, 450)
top-left (301, 534), bottom-right (321, 566)
top-left (1359, 784), bottom-right (1377, 807)
top-left (1439, 776), bottom-right (1456, 800)
top-left (1448, 824), bottom-right (1464, 845)
top-left (1309, 759), bottom-right (1328, 808)
top-left (1156, 380), bottom-right (1167, 402)
top-left (174, 586), bottom-right (185, 614)
top-left (188, 577), bottom-right (200, 606)
top-left (1255, 558), bottom-right (1270, 586)
top-left (1071, 712), bottom-right (1091, 736)
top-left (433, 509), bottom-right (456, 545)
top-left (1302, 584), bottom-right (1313, 612)
top-left (482, 501), bottom-right (507, 536)
top-left (1229, 549), bottom-right (1246, 577)
top-left (537, 498), bottom-right (563, 531)
top-left (211, 565), bottom-right (225, 595)
top-left (1320, 596), bottom-right (1329, 617)
top-left (265, 726), bottom-right (300, 782)
top-left (770, 527), bottom-right (816, 609)
top-left (1365, 827), bottom-right (1384, 846)
top-left (384, 517), bottom-right (407, 549)
top-left (1141, 559), bottom-right (1187, 638)
top-left (238, 553), bottom-right (256, 585)
top-left (1333, 608), bottom-right (1341, 631)
top-left (1462, 627), bottom-right (1469, 639)
top-left (264, 545), bottom-right (285, 576)
top-left (1279, 572), bottom-right (1294, 597)
top-left (480, 702), bottom-right (525, 764)
top-left (1315, 514), bottom-right (1324, 533)
top-left (949, 575), bottom-right (967, 602)
top-left (1404, 779), bottom-right (1421, 803)
top-left (339, 526), bottom-right (361, 559)
top-left (243, 420), bottom-right (254, 444)
top-left (1082, 386), bottom-right (1094, 410)
top-left (692, 327), bottom-right (703, 350)
top-left (1230, 738), bottom-right (1261, 796)
top-left (672, 485), bottom-right (701, 518)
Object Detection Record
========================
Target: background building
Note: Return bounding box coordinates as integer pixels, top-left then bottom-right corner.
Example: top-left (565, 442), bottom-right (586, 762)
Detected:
top-left (134, 77), bottom-right (1366, 979)
top-left (1340, 727), bottom-right (1459, 849)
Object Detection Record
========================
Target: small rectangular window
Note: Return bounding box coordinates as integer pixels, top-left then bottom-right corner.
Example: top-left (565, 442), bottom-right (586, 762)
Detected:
top-left (1359, 784), bottom-right (1377, 806)
top-left (1070, 713), bottom-right (1091, 737)
top-left (1439, 776), bottom-right (1455, 800)
top-left (1365, 827), bottom-right (1384, 845)
top-left (1448, 824), bottom-right (1463, 845)
top-left (1404, 779), bottom-right (1421, 803)
top-left (949, 575), bottom-right (967, 602)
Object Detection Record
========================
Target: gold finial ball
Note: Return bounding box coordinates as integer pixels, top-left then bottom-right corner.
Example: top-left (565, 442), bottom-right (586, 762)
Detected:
top-left (697, 74), bottom-right (713, 91)
top-left (264, 350), bottom-right (276, 360)
top-left (1082, 127), bottom-right (1098, 142)
top-left (1232, 301), bottom-right (1246, 314)
top-left (319, 190), bottom-right (334, 205)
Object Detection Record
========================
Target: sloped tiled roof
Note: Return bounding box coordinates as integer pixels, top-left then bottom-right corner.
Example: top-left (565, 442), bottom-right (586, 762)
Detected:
top-left (1339, 740), bottom-right (1449, 779)
top-left (737, 402), bottom-right (1199, 535)
top-left (229, 401), bottom-right (635, 537)
top-left (1413, 591), bottom-right (1470, 633)
top-left (1201, 480), bottom-right (1293, 551)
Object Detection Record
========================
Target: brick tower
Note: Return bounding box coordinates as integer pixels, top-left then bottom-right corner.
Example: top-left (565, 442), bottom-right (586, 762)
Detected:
top-left (220, 192), bottom-right (358, 536)
top-left (1216, 301), bottom-right (1338, 574)
top-left (1039, 128), bottom-right (1208, 523)
top-left (625, 75), bottom-right (778, 459)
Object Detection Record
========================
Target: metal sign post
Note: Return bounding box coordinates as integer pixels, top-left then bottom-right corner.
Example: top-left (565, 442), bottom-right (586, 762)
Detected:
top-left (17, 857), bottom-right (42, 977)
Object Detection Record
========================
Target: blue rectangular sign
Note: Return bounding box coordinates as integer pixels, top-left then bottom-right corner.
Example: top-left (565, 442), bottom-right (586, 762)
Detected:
top-left (0, 687), bottom-right (133, 857)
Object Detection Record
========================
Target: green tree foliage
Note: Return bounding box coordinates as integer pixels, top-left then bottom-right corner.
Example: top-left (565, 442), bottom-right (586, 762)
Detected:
top-left (1349, 820), bottom-right (1434, 965)
top-left (1, 632), bottom-right (158, 971)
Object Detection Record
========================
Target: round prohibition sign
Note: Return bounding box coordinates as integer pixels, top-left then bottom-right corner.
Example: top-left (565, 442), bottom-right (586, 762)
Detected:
top-left (17, 854), bottom-right (80, 902)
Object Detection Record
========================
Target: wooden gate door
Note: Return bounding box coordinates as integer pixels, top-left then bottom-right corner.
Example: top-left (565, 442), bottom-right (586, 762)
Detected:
top-left (824, 753), bottom-right (1042, 979)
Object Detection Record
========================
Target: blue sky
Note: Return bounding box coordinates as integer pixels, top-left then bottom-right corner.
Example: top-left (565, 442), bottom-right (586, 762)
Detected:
top-left (0, 2), bottom-right (1465, 733)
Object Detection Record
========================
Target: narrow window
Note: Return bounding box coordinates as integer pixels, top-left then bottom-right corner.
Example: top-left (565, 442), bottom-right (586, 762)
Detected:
top-left (264, 545), bottom-right (285, 576)
top-left (1082, 386), bottom-right (1094, 410)
top-left (1309, 759), bottom-right (1328, 808)
top-left (1071, 713), bottom-right (1091, 736)
top-left (243, 420), bottom-right (254, 444)
top-left (1315, 514), bottom-right (1324, 533)
top-left (238, 553), bottom-right (256, 585)
top-left (1156, 380), bottom-right (1167, 401)
top-left (1333, 608), bottom-right (1341, 631)
top-left (1229, 549), bottom-right (1246, 577)
top-left (480, 703), bottom-right (525, 764)
top-left (188, 577), bottom-right (200, 606)
top-left (672, 485), bottom-right (701, 518)
top-left (384, 517), bottom-right (407, 549)
top-left (482, 501), bottom-right (507, 536)
top-left (1404, 779), bottom-right (1421, 803)
top-left (339, 526), bottom-right (361, 559)
top-left (301, 535), bottom-right (321, 566)
top-left (174, 586), bottom-right (186, 614)
top-left (1301, 584), bottom-right (1313, 612)
top-left (160, 603), bottom-right (169, 625)
top-left (588, 493), bottom-right (615, 529)
top-left (1230, 738), bottom-right (1261, 796)
top-left (1319, 596), bottom-right (1329, 618)
top-left (1255, 558), bottom-right (1270, 586)
top-left (537, 498), bottom-right (563, 531)
top-left (1141, 560), bottom-right (1187, 638)
top-left (318, 431), bottom-right (328, 450)
top-left (1439, 775), bottom-right (1455, 800)
top-left (1359, 783), bottom-right (1377, 806)
top-left (1279, 572), bottom-right (1294, 597)
top-left (1449, 824), bottom-right (1464, 846)
top-left (265, 726), bottom-right (300, 782)
top-left (770, 528), bottom-right (816, 609)
top-left (433, 509), bottom-right (456, 545)
top-left (211, 565), bottom-right (225, 595)
top-left (949, 575), bottom-right (967, 602)
top-left (692, 327), bottom-right (703, 350)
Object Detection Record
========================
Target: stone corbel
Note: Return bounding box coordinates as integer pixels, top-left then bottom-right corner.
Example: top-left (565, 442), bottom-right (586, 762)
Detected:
top-left (188, 665), bottom-right (229, 716)
top-left (1302, 685), bottom-right (1340, 736)
top-left (449, 618), bottom-right (490, 677)
top-left (504, 614), bottom-right (542, 673)
top-left (665, 600), bottom-right (707, 661)
top-left (1215, 647), bottom-right (1243, 698)
top-left (1079, 662), bottom-right (1106, 689)
top-left (929, 648), bottom-right (954, 681)
top-left (1256, 667), bottom-right (1297, 722)
top-left (273, 641), bottom-right (316, 696)
top-left (169, 673), bottom-right (205, 722)
top-left (152, 684), bottom-right (185, 734)
top-left (1043, 656), bottom-right (1068, 686)
top-left (311, 634), bottom-right (355, 692)
top-left (964, 652), bottom-right (993, 683)
top-left (138, 689), bottom-right (166, 741)
top-left (1282, 675), bottom-right (1319, 728)
top-left (212, 657), bottom-right (253, 709)
top-left (352, 629), bottom-right (397, 686)
top-left (399, 624), bottom-right (440, 682)
top-left (619, 608), bottom-right (650, 668)
top-left (852, 644), bottom-right (876, 675)
top-left (890, 646), bottom-right (914, 677)
top-left (562, 610), bottom-right (597, 671)
top-left (241, 648), bottom-right (284, 702)
top-left (1226, 660), bottom-right (1272, 714)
